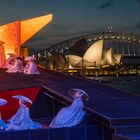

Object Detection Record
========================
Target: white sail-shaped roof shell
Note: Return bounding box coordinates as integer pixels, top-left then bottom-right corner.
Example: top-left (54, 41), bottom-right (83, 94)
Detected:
top-left (76, 59), bottom-right (94, 67)
top-left (83, 40), bottom-right (103, 66)
top-left (102, 49), bottom-right (108, 58)
top-left (113, 54), bottom-right (121, 64)
top-left (66, 55), bottom-right (82, 66)
top-left (101, 48), bottom-right (113, 65)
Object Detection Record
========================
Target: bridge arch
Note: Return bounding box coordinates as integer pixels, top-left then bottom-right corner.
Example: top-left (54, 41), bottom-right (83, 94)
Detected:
top-left (36, 32), bottom-right (140, 59)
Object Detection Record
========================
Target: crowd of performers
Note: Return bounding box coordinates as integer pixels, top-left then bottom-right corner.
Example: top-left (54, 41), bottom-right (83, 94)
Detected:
top-left (2, 53), bottom-right (40, 75)
top-left (0, 40), bottom-right (39, 75)
top-left (0, 42), bottom-right (89, 131)
top-left (0, 89), bottom-right (88, 131)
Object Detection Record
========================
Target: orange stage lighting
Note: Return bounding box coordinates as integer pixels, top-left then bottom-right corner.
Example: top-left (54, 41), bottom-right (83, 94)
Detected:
top-left (0, 14), bottom-right (52, 58)
top-left (20, 14), bottom-right (52, 45)
top-left (0, 21), bottom-right (20, 58)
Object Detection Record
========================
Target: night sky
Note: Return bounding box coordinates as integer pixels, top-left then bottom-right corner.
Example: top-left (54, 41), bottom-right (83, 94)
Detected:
top-left (0, 0), bottom-right (140, 50)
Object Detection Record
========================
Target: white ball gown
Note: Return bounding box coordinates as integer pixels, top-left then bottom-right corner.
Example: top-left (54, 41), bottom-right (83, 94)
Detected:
top-left (6, 59), bottom-right (23, 73)
top-left (49, 96), bottom-right (85, 128)
top-left (24, 61), bottom-right (40, 75)
top-left (7, 104), bottom-right (41, 130)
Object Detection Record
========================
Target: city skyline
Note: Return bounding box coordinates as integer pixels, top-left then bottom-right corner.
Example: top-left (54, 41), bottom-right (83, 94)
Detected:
top-left (0, 0), bottom-right (140, 50)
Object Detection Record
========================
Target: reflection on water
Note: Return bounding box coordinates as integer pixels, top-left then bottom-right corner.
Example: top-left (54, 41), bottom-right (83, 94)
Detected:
top-left (88, 76), bottom-right (140, 95)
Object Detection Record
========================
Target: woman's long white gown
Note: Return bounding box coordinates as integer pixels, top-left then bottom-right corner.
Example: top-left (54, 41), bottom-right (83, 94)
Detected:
top-left (3, 56), bottom-right (15, 68)
top-left (0, 119), bottom-right (7, 129)
top-left (49, 97), bottom-right (85, 128)
top-left (24, 61), bottom-right (40, 75)
top-left (7, 104), bottom-right (41, 130)
top-left (6, 59), bottom-right (23, 73)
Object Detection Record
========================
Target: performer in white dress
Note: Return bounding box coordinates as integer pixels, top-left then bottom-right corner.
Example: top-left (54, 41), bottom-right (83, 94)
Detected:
top-left (49, 89), bottom-right (89, 128)
top-left (24, 56), bottom-right (40, 75)
top-left (7, 95), bottom-right (41, 130)
top-left (0, 41), bottom-right (6, 68)
top-left (0, 98), bottom-right (7, 130)
top-left (4, 53), bottom-right (16, 69)
top-left (6, 57), bottom-right (23, 73)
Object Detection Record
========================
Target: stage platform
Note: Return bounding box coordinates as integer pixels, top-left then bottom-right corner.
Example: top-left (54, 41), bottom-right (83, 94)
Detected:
top-left (0, 68), bottom-right (140, 139)
top-left (0, 124), bottom-right (103, 140)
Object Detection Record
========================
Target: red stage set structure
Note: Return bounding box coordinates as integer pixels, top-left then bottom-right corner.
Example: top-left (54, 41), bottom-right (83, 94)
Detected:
top-left (0, 86), bottom-right (41, 120)
top-left (0, 14), bottom-right (52, 58)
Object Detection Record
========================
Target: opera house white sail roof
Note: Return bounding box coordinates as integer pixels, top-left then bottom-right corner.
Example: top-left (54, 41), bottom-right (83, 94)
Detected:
top-left (113, 54), bottom-right (122, 64)
top-left (83, 40), bottom-right (103, 66)
top-left (101, 48), bottom-right (113, 66)
top-left (67, 40), bottom-right (103, 67)
top-left (66, 55), bottom-right (82, 66)
top-left (66, 39), bottom-right (121, 67)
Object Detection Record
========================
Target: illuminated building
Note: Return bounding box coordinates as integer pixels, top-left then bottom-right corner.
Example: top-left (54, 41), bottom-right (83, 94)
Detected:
top-left (113, 54), bottom-right (122, 64)
top-left (66, 40), bottom-right (121, 67)
top-left (0, 14), bottom-right (52, 58)
top-left (66, 40), bottom-right (103, 67)
top-left (101, 48), bottom-right (113, 66)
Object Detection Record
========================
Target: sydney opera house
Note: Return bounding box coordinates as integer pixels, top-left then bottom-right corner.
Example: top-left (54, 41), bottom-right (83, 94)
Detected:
top-left (42, 34), bottom-right (140, 76)
top-left (66, 40), bottom-right (121, 68)
top-left (46, 39), bottom-right (122, 70)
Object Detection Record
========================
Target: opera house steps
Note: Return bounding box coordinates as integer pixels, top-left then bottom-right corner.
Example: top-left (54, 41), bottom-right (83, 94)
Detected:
top-left (0, 115), bottom-right (104, 140)
top-left (0, 124), bottom-right (103, 140)
top-left (114, 125), bottom-right (140, 140)
top-left (112, 119), bottom-right (140, 140)
top-left (0, 67), bottom-right (140, 139)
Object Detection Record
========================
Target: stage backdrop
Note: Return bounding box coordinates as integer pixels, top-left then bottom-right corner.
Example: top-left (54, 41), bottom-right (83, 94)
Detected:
top-left (0, 14), bottom-right (52, 58)
top-left (0, 86), bottom-right (41, 120)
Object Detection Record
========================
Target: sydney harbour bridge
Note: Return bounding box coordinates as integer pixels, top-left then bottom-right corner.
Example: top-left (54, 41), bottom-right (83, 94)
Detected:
top-left (36, 32), bottom-right (140, 58)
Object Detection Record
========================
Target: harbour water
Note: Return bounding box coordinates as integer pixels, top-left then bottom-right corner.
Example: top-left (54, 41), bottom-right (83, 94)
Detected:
top-left (87, 75), bottom-right (140, 96)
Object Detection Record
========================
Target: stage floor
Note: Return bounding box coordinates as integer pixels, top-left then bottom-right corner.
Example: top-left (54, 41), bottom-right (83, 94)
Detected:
top-left (1, 68), bottom-right (140, 120)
